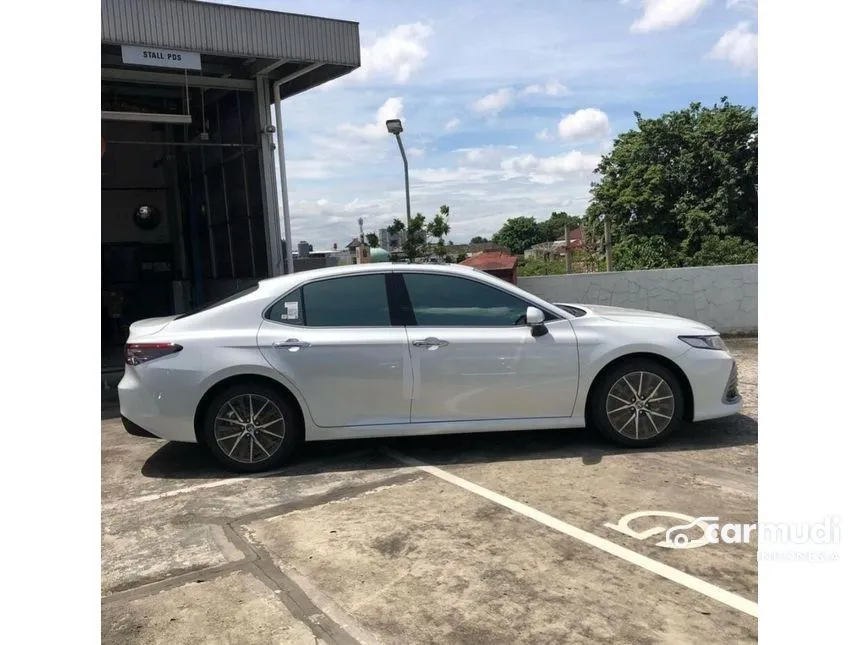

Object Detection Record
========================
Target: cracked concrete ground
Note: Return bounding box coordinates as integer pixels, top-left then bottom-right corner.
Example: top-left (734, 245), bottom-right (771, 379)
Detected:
top-left (102, 339), bottom-right (757, 645)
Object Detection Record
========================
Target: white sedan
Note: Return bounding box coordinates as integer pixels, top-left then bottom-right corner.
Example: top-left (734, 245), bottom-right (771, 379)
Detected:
top-left (119, 263), bottom-right (741, 472)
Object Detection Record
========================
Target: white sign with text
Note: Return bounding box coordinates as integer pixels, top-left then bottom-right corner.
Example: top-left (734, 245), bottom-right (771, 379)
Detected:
top-left (121, 45), bottom-right (201, 71)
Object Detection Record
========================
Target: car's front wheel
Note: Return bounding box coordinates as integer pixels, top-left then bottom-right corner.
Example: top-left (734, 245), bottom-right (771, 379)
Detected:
top-left (591, 358), bottom-right (684, 447)
top-left (202, 382), bottom-right (300, 473)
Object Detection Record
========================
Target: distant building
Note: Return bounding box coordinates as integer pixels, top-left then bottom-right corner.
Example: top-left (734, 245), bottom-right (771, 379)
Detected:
top-left (524, 227), bottom-right (584, 259)
top-left (446, 241), bottom-right (508, 258)
top-left (459, 251), bottom-right (519, 284)
top-left (297, 240), bottom-right (312, 258)
top-left (378, 228), bottom-right (401, 251)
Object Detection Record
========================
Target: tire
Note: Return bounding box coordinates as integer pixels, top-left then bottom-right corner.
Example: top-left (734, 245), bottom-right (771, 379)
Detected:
top-left (202, 382), bottom-right (301, 473)
top-left (590, 358), bottom-right (685, 448)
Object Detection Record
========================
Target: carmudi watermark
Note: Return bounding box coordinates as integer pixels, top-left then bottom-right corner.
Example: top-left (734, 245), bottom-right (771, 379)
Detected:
top-left (604, 511), bottom-right (840, 560)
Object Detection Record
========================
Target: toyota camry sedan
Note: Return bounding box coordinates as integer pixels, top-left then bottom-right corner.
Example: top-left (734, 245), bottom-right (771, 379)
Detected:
top-left (119, 263), bottom-right (741, 472)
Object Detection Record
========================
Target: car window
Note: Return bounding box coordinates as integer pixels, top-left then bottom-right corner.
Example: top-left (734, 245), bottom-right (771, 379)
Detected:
top-left (266, 287), bottom-right (304, 325)
top-left (177, 282), bottom-right (259, 319)
top-left (303, 274), bottom-right (391, 327)
top-left (402, 273), bottom-right (532, 326)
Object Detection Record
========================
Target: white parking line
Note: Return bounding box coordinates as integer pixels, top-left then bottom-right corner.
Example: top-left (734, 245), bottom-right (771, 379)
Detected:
top-left (103, 468), bottom-right (291, 509)
top-left (383, 448), bottom-right (758, 619)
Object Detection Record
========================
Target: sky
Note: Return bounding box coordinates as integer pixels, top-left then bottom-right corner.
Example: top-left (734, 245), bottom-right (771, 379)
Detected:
top-left (214, 0), bottom-right (758, 249)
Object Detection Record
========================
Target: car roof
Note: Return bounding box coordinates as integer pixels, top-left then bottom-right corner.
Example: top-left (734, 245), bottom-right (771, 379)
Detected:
top-left (258, 261), bottom-right (482, 289)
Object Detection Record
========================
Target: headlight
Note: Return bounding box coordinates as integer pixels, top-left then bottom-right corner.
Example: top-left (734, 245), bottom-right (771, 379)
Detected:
top-left (678, 335), bottom-right (727, 351)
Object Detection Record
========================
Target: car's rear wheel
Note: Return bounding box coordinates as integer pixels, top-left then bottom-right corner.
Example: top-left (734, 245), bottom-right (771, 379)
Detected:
top-left (591, 358), bottom-right (684, 447)
top-left (202, 383), bottom-right (300, 473)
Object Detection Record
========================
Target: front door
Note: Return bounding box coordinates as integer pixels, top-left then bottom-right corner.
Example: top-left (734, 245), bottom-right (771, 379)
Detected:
top-left (257, 272), bottom-right (412, 428)
top-left (399, 272), bottom-right (579, 423)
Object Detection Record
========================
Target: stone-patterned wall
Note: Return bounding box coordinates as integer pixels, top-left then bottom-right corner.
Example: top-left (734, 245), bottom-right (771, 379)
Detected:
top-left (518, 264), bottom-right (757, 334)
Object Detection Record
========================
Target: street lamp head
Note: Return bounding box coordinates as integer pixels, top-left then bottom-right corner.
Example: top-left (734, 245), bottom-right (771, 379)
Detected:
top-left (385, 119), bottom-right (403, 135)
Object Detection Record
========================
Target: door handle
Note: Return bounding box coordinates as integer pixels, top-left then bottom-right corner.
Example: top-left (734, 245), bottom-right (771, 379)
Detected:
top-left (412, 337), bottom-right (449, 348)
top-left (273, 338), bottom-right (311, 349)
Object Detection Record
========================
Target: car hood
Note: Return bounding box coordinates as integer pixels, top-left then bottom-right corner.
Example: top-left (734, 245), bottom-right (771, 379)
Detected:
top-left (556, 303), bottom-right (716, 334)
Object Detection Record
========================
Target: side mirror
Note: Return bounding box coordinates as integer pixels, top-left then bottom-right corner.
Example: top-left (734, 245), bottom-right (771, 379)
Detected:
top-left (526, 306), bottom-right (545, 326)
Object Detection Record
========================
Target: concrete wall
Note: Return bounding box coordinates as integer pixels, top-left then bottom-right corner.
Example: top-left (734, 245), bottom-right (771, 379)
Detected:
top-left (518, 264), bottom-right (757, 334)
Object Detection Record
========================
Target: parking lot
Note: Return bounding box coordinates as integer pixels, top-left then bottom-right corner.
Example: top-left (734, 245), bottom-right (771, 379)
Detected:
top-left (102, 339), bottom-right (757, 645)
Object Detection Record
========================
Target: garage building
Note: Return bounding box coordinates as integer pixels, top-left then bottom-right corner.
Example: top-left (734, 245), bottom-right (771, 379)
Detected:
top-left (101, 0), bottom-right (360, 374)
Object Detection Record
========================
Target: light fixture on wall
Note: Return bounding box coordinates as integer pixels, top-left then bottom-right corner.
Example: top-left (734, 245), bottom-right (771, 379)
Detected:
top-left (133, 205), bottom-right (161, 231)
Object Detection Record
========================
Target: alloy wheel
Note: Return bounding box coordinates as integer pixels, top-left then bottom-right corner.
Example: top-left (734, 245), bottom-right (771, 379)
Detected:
top-left (605, 371), bottom-right (676, 441)
top-left (213, 394), bottom-right (286, 464)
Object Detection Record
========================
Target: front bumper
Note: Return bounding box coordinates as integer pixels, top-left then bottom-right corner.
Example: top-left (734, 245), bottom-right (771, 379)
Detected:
top-left (676, 348), bottom-right (743, 422)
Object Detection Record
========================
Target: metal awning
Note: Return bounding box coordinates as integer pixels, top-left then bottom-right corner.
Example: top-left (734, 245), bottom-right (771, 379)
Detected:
top-left (101, 0), bottom-right (361, 99)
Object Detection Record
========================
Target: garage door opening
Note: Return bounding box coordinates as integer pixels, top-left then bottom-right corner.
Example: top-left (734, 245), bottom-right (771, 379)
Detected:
top-left (101, 81), bottom-right (269, 371)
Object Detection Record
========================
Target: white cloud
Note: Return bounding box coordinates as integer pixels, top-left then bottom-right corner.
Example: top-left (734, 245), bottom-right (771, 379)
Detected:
top-left (726, 0), bottom-right (757, 10)
top-left (472, 88), bottom-right (515, 116)
top-left (708, 21), bottom-right (757, 70)
top-left (501, 150), bottom-right (601, 184)
top-left (522, 80), bottom-right (569, 96)
top-left (557, 108), bottom-right (611, 141)
top-left (353, 23), bottom-right (433, 83)
top-left (316, 198), bottom-right (329, 207)
top-left (336, 97), bottom-right (405, 140)
top-left (456, 145), bottom-right (519, 165)
top-left (344, 197), bottom-right (394, 213)
top-left (407, 147), bottom-right (426, 158)
top-left (630, 0), bottom-right (710, 34)
top-left (536, 128), bottom-right (552, 141)
top-left (444, 118), bottom-right (461, 132)
top-left (284, 159), bottom-right (335, 180)
top-left (412, 167), bottom-right (504, 184)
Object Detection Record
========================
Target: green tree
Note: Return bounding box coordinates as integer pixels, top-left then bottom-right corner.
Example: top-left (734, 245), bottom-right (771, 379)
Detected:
top-left (611, 235), bottom-right (682, 271)
top-left (387, 205), bottom-right (452, 262)
top-left (366, 232), bottom-right (379, 248)
top-left (491, 216), bottom-right (542, 255)
top-left (518, 256), bottom-right (567, 277)
top-left (690, 235), bottom-right (758, 266)
top-left (538, 211), bottom-right (582, 243)
top-left (586, 98), bottom-right (758, 269)
top-left (470, 236), bottom-right (489, 244)
top-left (427, 204), bottom-right (451, 257)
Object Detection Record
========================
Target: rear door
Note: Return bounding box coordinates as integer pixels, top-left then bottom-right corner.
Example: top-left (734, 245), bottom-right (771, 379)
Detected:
top-left (257, 272), bottom-right (412, 428)
top-left (398, 271), bottom-right (579, 423)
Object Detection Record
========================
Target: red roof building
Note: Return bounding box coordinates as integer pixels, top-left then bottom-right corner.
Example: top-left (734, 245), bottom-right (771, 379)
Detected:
top-left (459, 251), bottom-right (519, 284)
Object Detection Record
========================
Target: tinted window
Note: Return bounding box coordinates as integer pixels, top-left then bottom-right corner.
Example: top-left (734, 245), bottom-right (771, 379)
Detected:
top-left (303, 274), bottom-right (391, 327)
top-left (266, 288), bottom-right (304, 325)
top-left (403, 273), bottom-right (531, 326)
top-left (177, 282), bottom-right (259, 319)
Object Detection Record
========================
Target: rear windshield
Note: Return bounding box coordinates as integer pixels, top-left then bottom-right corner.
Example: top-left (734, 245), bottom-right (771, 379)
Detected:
top-left (176, 283), bottom-right (259, 319)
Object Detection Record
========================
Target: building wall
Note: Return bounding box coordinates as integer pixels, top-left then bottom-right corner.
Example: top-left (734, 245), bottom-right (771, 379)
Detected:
top-left (102, 122), bottom-right (171, 244)
top-left (518, 264), bottom-right (758, 334)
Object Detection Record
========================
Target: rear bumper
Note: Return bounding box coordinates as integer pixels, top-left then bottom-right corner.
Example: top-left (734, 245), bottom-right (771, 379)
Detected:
top-left (118, 367), bottom-right (199, 443)
top-left (121, 416), bottom-right (159, 439)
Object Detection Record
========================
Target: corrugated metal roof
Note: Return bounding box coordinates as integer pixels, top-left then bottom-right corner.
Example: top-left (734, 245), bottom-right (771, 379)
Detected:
top-left (460, 251), bottom-right (519, 271)
top-left (102, 0), bottom-right (360, 67)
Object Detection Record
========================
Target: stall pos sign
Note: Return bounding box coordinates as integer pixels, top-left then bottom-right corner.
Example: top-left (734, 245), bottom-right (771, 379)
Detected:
top-left (121, 45), bottom-right (202, 71)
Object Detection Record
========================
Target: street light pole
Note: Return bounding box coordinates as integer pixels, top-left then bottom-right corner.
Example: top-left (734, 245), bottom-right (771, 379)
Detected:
top-left (393, 132), bottom-right (412, 231)
top-left (386, 119), bottom-right (412, 259)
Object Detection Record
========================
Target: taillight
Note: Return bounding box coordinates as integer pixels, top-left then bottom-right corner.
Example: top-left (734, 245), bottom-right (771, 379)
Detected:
top-left (124, 342), bottom-right (183, 366)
